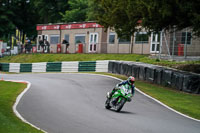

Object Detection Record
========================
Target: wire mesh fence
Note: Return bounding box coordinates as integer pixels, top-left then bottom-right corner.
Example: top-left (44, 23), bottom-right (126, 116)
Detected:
top-left (153, 28), bottom-right (200, 61)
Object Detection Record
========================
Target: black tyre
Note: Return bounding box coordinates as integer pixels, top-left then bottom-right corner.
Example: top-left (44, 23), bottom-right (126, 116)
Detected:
top-left (105, 98), bottom-right (111, 109)
top-left (116, 97), bottom-right (126, 112)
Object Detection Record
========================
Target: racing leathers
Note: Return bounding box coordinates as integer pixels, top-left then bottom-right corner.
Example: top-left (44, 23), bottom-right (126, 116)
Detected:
top-left (109, 80), bottom-right (135, 100)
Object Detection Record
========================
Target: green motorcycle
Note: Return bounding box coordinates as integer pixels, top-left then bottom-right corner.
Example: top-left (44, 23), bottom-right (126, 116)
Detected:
top-left (105, 85), bottom-right (132, 112)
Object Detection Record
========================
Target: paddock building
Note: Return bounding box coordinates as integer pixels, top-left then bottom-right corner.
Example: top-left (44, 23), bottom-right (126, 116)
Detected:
top-left (36, 22), bottom-right (200, 56)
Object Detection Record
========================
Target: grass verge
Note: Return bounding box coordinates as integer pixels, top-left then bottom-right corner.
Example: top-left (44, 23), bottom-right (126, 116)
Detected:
top-left (94, 72), bottom-right (200, 120)
top-left (0, 80), bottom-right (42, 133)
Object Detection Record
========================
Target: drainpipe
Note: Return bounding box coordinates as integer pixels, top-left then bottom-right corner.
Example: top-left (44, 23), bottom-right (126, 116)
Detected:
top-left (60, 24), bottom-right (62, 44)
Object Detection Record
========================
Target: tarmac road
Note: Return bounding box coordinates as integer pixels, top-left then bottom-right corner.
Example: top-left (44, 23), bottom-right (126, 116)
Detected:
top-left (2, 73), bottom-right (200, 133)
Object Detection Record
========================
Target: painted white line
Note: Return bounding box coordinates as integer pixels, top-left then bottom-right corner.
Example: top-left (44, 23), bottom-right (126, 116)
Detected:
top-left (5, 80), bottom-right (48, 133)
top-left (82, 73), bottom-right (200, 122)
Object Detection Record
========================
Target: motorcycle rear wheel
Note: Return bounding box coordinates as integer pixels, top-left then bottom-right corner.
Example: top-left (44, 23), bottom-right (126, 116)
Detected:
top-left (105, 98), bottom-right (111, 109)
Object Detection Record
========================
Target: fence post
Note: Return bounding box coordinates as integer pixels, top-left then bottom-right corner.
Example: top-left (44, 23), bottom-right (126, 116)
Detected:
top-left (184, 28), bottom-right (188, 59)
top-left (172, 26), bottom-right (176, 60)
top-left (163, 32), bottom-right (172, 59)
top-left (159, 30), bottom-right (163, 60)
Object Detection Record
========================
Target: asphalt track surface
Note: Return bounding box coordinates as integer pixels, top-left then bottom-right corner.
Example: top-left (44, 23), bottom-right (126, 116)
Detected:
top-left (2, 73), bottom-right (200, 133)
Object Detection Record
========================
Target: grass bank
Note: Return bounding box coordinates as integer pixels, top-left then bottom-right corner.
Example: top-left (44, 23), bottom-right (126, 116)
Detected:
top-left (96, 72), bottom-right (200, 120)
top-left (0, 80), bottom-right (42, 133)
top-left (0, 54), bottom-right (199, 73)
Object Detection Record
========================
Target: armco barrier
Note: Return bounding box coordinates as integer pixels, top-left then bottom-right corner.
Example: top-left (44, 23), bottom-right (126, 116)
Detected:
top-left (46, 62), bottom-right (62, 72)
top-left (0, 61), bottom-right (108, 73)
top-left (78, 61), bottom-right (96, 72)
top-left (62, 61), bottom-right (78, 72)
top-left (32, 62), bottom-right (47, 72)
top-left (96, 61), bottom-right (109, 72)
top-left (9, 63), bottom-right (20, 73)
top-left (108, 61), bottom-right (200, 94)
top-left (1, 63), bottom-right (9, 72)
top-left (20, 64), bottom-right (32, 72)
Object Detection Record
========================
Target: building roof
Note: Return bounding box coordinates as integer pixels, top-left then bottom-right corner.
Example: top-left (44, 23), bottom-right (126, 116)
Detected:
top-left (36, 21), bottom-right (104, 31)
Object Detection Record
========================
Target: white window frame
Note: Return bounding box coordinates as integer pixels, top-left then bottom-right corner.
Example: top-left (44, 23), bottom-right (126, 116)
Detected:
top-left (150, 33), bottom-right (160, 53)
top-left (108, 32), bottom-right (115, 44)
top-left (89, 33), bottom-right (98, 52)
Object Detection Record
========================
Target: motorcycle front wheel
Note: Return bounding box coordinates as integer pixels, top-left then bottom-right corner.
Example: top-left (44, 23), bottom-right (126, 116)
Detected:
top-left (115, 97), bottom-right (126, 112)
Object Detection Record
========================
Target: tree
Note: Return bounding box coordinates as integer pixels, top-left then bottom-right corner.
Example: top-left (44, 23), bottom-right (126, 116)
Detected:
top-left (61, 0), bottom-right (89, 22)
top-left (33, 0), bottom-right (69, 23)
top-left (0, 0), bottom-right (70, 39)
top-left (92, 0), bottom-right (200, 36)
top-left (90, 0), bottom-right (142, 38)
top-left (0, 0), bottom-right (16, 38)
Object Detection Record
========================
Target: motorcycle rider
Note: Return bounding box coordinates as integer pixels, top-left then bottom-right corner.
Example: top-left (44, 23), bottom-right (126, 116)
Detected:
top-left (108, 76), bottom-right (135, 101)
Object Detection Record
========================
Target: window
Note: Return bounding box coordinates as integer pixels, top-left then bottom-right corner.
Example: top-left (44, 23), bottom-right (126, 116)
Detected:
top-left (135, 32), bottom-right (149, 44)
top-left (181, 32), bottom-right (192, 45)
top-left (75, 34), bottom-right (85, 44)
top-left (50, 35), bottom-right (60, 44)
top-left (64, 34), bottom-right (69, 42)
top-left (109, 33), bottom-right (115, 44)
top-left (118, 36), bottom-right (131, 44)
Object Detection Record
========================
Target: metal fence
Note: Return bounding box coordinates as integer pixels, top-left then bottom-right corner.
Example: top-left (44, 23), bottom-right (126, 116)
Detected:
top-left (153, 28), bottom-right (200, 61)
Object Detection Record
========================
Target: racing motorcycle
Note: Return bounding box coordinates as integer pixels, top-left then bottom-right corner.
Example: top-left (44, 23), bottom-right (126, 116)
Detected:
top-left (105, 85), bottom-right (132, 112)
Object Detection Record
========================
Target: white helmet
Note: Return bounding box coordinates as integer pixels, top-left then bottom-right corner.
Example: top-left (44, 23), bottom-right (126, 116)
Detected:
top-left (128, 76), bottom-right (135, 85)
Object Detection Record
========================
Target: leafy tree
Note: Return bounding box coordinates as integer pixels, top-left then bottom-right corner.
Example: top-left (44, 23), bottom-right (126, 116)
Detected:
top-left (61, 0), bottom-right (88, 22)
top-left (92, 0), bottom-right (200, 36)
top-left (33, 0), bottom-right (69, 24)
top-left (0, 0), bottom-right (69, 39)
top-left (90, 0), bottom-right (142, 38)
top-left (0, 0), bottom-right (16, 38)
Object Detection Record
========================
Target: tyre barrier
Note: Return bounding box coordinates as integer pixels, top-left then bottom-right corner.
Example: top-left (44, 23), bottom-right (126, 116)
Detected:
top-left (0, 60), bottom-right (109, 73)
top-left (108, 61), bottom-right (200, 94)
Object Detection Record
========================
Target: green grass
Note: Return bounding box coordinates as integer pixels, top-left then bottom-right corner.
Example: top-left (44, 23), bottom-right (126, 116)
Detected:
top-left (95, 72), bottom-right (200, 120)
top-left (0, 81), bottom-right (42, 133)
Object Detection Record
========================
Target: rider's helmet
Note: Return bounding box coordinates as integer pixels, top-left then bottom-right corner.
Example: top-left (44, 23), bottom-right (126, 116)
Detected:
top-left (127, 76), bottom-right (135, 85)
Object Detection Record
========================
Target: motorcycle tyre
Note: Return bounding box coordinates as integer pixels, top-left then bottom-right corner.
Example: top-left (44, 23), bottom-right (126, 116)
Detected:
top-left (116, 97), bottom-right (126, 112)
top-left (105, 98), bottom-right (111, 109)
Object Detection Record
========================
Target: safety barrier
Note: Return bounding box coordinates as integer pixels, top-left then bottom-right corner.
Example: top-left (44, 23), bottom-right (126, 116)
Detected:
top-left (0, 60), bottom-right (109, 73)
top-left (96, 60), bottom-right (109, 72)
top-left (1, 63), bottom-right (9, 72)
top-left (46, 62), bottom-right (62, 72)
top-left (20, 63), bottom-right (32, 72)
top-left (32, 62), bottom-right (47, 72)
top-left (62, 61), bottom-right (78, 72)
top-left (1, 60), bottom-right (198, 94)
top-left (78, 61), bottom-right (96, 72)
top-left (108, 61), bottom-right (200, 94)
